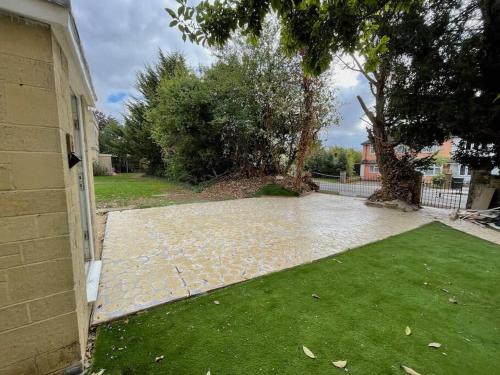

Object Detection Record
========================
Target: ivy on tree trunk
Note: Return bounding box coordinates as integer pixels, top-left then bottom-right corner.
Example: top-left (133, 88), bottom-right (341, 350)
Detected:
top-left (294, 72), bottom-right (315, 191)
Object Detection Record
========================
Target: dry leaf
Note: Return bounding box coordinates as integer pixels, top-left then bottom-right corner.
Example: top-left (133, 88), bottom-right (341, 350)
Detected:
top-left (302, 345), bottom-right (316, 359)
top-left (155, 355), bottom-right (164, 362)
top-left (213, 300), bottom-right (220, 305)
top-left (90, 370), bottom-right (105, 375)
top-left (312, 293), bottom-right (320, 299)
top-left (332, 360), bottom-right (347, 368)
top-left (405, 326), bottom-right (412, 336)
top-left (428, 342), bottom-right (442, 348)
top-left (401, 365), bottom-right (422, 375)
top-left (448, 297), bottom-right (458, 304)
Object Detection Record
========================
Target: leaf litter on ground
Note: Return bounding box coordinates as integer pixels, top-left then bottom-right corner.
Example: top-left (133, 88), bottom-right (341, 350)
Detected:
top-left (332, 360), bottom-right (347, 368)
top-left (401, 365), bottom-right (422, 375)
top-left (302, 346), bottom-right (316, 359)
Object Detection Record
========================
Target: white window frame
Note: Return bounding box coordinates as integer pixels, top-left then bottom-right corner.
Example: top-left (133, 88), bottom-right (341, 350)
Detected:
top-left (369, 165), bottom-right (379, 173)
top-left (459, 164), bottom-right (470, 176)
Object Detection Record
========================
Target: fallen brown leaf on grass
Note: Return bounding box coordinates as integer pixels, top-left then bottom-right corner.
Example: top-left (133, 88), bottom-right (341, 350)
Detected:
top-left (213, 300), bottom-right (220, 305)
top-left (312, 293), bottom-right (320, 299)
top-left (405, 326), bottom-right (412, 336)
top-left (302, 345), bottom-right (316, 359)
top-left (332, 360), bottom-right (347, 368)
top-left (401, 365), bottom-right (422, 375)
top-left (428, 342), bottom-right (442, 348)
top-left (448, 297), bottom-right (458, 304)
top-left (155, 355), bottom-right (164, 362)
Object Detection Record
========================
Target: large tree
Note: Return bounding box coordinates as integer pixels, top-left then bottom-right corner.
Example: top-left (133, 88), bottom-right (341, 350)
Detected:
top-left (388, 0), bottom-right (500, 171)
top-left (124, 51), bottom-right (188, 175)
top-left (150, 25), bottom-right (337, 183)
top-left (166, 0), bottom-right (496, 204)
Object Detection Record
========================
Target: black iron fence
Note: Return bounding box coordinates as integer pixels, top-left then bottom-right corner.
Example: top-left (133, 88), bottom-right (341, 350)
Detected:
top-left (312, 172), bottom-right (467, 210)
top-left (312, 172), bottom-right (381, 197)
top-left (420, 178), bottom-right (466, 209)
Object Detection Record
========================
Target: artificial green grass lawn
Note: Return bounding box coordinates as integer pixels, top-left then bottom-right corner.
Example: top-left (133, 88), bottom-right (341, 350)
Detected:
top-left (255, 183), bottom-right (300, 197)
top-left (92, 222), bottom-right (500, 374)
top-left (94, 173), bottom-right (196, 208)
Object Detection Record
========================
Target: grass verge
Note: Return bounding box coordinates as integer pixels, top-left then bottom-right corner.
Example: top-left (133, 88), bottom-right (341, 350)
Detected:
top-left (255, 183), bottom-right (300, 197)
top-left (91, 222), bottom-right (500, 374)
top-left (94, 173), bottom-right (200, 209)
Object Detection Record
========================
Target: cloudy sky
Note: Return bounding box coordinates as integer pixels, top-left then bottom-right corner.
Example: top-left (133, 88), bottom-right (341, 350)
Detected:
top-left (72, 0), bottom-right (370, 149)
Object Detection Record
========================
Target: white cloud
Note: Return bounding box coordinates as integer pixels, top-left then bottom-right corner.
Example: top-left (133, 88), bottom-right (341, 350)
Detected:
top-left (72, 0), bottom-right (213, 120)
top-left (72, 0), bottom-right (373, 149)
top-left (330, 63), bottom-right (361, 89)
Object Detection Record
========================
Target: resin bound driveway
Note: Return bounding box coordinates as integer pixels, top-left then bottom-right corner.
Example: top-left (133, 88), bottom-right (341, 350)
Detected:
top-left (93, 193), bottom-right (499, 324)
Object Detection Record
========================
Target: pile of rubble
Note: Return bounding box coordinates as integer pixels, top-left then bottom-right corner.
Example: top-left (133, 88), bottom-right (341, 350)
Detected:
top-left (450, 207), bottom-right (500, 230)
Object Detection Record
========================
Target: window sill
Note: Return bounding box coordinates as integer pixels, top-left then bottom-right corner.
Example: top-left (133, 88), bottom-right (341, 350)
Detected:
top-left (86, 260), bottom-right (102, 303)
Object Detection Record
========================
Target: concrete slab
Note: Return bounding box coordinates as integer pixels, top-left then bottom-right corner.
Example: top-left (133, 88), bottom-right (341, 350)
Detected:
top-left (92, 193), bottom-right (499, 324)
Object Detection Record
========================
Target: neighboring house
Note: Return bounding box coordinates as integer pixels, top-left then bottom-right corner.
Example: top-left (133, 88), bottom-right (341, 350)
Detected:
top-left (0, 1), bottom-right (101, 374)
top-left (360, 138), bottom-right (473, 182)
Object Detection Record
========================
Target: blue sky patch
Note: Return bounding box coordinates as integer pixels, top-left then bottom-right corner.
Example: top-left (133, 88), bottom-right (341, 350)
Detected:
top-left (107, 92), bottom-right (128, 103)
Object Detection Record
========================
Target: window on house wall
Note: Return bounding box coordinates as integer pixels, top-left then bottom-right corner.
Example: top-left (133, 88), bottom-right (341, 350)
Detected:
top-left (459, 165), bottom-right (470, 176)
top-left (369, 145), bottom-right (375, 154)
top-left (419, 164), bottom-right (442, 176)
top-left (369, 165), bottom-right (379, 173)
top-left (421, 145), bottom-right (440, 153)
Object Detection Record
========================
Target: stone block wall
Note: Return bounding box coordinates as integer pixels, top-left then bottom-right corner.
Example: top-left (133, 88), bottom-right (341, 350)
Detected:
top-left (0, 13), bottom-right (97, 374)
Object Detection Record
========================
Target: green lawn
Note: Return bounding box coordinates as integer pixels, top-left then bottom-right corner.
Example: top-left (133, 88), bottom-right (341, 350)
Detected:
top-left (91, 223), bottom-right (500, 374)
top-left (255, 183), bottom-right (300, 197)
top-left (94, 173), bottom-right (201, 209)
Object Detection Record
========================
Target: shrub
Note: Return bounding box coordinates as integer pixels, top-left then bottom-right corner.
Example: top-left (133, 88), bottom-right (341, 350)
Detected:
top-left (255, 184), bottom-right (300, 197)
top-left (431, 173), bottom-right (447, 188)
top-left (93, 162), bottom-right (110, 176)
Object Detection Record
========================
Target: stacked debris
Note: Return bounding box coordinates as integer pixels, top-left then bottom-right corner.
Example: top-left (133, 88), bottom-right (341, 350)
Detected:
top-left (449, 207), bottom-right (500, 230)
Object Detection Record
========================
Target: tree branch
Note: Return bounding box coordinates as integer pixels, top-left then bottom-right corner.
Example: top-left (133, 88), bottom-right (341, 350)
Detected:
top-left (356, 95), bottom-right (376, 125)
top-left (351, 55), bottom-right (377, 85)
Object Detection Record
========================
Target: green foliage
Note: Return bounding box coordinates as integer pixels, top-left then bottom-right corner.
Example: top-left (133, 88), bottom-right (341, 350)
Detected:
top-left (167, 0), bottom-right (499, 189)
top-left (431, 173), bottom-right (447, 188)
top-left (150, 25), bottom-right (337, 183)
top-left (124, 51), bottom-right (189, 176)
top-left (151, 73), bottom-right (231, 182)
top-left (388, 0), bottom-right (500, 169)
top-left (92, 162), bottom-right (109, 177)
top-left (98, 118), bottom-right (127, 157)
top-left (305, 146), bottom-right (361, 176)
top-left (254, 184), bottom-right (299, 197)
top-left (92, 222), bottom-right (500, 374)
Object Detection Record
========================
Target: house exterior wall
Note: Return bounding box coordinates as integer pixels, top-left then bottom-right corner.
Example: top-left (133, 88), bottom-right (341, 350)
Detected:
top-left (0, 13), bottom-right (97, 374)
top-left (359, 139), bottom-right (471, 182)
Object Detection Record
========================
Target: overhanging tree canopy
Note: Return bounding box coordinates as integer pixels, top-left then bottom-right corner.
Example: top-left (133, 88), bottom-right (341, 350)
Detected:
top-left (167, 0), bottom-right (499, 204)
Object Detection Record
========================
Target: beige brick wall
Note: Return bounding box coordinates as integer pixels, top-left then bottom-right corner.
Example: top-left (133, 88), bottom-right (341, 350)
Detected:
top-left (0, 13), bottom-right (98, 374)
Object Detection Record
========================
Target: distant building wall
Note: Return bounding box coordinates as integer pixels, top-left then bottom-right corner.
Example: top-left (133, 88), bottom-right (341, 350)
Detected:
top-left (98, 154), bottom-right (113, 174)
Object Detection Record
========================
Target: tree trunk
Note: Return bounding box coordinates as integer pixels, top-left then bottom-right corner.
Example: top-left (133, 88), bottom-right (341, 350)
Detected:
top-left (294, 72), bottom-right (315, 190)
top-left (356, 64), bottom-right (421, 206)
top-left (369, 132), bottom-right (421, 205)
